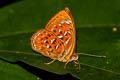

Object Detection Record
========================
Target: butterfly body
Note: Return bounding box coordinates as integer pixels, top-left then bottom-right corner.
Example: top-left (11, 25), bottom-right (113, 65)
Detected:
top-left (31, 8), bottom-right (79, 68)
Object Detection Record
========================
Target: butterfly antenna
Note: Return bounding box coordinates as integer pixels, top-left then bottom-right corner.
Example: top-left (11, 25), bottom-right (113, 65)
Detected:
top-left (77, 53), bottom-right (106, 58)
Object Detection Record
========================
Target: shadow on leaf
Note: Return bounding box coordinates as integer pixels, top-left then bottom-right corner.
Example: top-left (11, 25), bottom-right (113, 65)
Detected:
top-left (0, 0), bottom-right (22, 8)
top-left (0, 58), bottom-right (78, 80)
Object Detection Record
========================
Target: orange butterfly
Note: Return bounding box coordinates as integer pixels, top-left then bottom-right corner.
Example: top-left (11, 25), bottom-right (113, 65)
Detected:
top-left (31, 8), bottom-right (80, 70)
top-left (31, 8), bottom-right (106, 71)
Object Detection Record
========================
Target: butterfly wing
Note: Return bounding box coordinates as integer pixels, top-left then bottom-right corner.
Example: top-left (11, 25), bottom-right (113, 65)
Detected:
top-left (45, 8), bottom-right (77, 62)
top-left (31, 29), bottom-right (65, 60)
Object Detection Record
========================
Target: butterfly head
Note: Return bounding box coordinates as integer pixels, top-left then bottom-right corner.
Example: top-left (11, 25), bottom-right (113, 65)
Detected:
top-left (71, 53), bottom-right (80, 71)
top-left (70, 53), bottom-right (78, 61)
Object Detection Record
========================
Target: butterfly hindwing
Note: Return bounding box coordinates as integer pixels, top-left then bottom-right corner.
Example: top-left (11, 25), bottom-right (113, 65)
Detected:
top-left (31, 29), bottom-right (65, 59)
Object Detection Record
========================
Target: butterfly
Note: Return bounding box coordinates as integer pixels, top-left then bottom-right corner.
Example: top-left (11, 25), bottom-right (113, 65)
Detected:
top-left (31, 8), bottom-right (80, 70)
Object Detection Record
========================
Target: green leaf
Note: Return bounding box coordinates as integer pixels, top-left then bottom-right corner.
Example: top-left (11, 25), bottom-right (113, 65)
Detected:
top-left (0, 0), bottom-right (120, 80)
top-left (0, 59), bottom-right (38, 80)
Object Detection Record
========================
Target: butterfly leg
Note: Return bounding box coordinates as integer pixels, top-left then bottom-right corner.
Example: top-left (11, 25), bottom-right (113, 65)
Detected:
top-left (64, 62), bottom-right (69, 69)
top-left (64, 60), bottom-right (71, 69)
top-left (78, 53), bottom-right (106, 58)
top-left (74, 60), bottom-right (80, 72)
top-left (45, 59), bottom-right (56, 65)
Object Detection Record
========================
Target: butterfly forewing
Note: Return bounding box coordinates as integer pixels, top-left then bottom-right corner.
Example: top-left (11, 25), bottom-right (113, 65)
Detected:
top-left (45, 9), bottom-right (75, 48)
top-left (45, 8), bottom-right (76, 62)
top-left (31, 29), bottom-right (65, 59)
